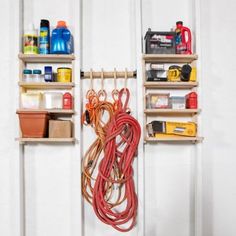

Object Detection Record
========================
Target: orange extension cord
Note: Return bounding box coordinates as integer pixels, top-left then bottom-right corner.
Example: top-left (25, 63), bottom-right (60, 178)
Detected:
top-left (92, 88), bottom-right (141, 232)
top-left (81, 89), bottom-right (119, 204)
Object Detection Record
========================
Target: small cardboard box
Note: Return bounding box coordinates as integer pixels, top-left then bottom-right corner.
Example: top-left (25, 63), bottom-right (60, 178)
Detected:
top-left (49, 120), bottom-right (72, 138)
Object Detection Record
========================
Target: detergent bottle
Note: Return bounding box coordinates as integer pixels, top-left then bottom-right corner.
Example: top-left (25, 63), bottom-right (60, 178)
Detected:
top-left (175, 21), bottom-right (192, 54)
top-left (51, 21), bottom-right (72, 54)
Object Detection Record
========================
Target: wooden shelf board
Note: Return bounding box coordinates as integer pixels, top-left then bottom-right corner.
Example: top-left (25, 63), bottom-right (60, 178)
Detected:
top-left (145, 136), bottom-right (203, 142)
top-left (16, 138), bottom-right (76, 143)
top-left (18, 82), bottom-right (75, 89)
top-left (18, 53), bottom-right (75, 63)
top-left (144, 109), bottom-right (201, 115)
top-left (17, 109), bottom-right (74, 114)
top-left (143, 54), bottom-right (198, 63)
top-left (143, 82), bottom-right (198, 89)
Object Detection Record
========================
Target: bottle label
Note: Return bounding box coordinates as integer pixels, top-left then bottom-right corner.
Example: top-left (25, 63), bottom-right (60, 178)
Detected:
top-left (24, 34), bottom-right (38, 54)
top-left (39, 27), bottom-right (49, 54)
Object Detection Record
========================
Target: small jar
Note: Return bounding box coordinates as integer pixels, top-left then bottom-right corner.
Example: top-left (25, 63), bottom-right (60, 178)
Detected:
top-left (23, 69), bottom-right (33, 82)
top-left (33, 69), bottom-right (43, 82)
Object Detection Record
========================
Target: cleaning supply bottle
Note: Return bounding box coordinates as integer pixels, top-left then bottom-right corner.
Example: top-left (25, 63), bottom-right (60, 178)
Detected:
top-left (51, 21), bottom-right (72, 54)
top-left (23, 24), bottom-right (38, 54)
top-left (175, 21), bottom-right (192, 54)
top-left (39, 19), bottom-right (50, 54)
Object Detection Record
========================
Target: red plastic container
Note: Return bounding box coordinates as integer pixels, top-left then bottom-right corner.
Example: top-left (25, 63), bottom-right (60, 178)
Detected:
top-left (63, 92), bottom-right (73, 109)
top-left (17, 111), bottom-right (49, 138)
top-left (175, 21), bottom-right (192, 54)
top-left (186, 92), bottom-right (198, 109)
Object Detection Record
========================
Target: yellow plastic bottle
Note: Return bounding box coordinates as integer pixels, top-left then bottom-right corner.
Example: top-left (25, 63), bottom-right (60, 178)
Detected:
top-left (23, 23), bottom-right (38, 54)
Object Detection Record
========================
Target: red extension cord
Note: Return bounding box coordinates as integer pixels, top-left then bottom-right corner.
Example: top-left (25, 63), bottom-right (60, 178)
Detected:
top-left (92, 88), bottom-right (141, 232)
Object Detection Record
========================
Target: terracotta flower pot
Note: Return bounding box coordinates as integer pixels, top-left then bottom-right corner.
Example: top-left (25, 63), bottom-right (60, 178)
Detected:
top-left (17, 111), bottom-right (50, 138)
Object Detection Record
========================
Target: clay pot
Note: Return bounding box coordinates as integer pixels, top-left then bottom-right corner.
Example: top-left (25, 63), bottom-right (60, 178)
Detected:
top-left (17, 111), bottom-right (49, 138)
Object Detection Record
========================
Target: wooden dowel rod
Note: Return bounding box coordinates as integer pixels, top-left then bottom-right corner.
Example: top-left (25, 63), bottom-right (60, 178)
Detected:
top-left (81, 70), bottom-right (136, 79)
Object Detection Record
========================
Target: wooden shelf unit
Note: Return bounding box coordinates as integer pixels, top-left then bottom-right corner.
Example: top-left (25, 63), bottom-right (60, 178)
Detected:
top-left (142, 54), bottom-right (202, 143)
top-left (17, 53), bottom-right (76, 143)
top-left (18, 82), bottom-right (75, 89)
top-left (18, 53), bottom-right (75, 63)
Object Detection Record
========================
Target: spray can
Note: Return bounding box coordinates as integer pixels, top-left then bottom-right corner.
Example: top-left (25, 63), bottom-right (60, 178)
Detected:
top-left (23, 24), bottom-right (38, 54)
top-left (39, 19), bottom-right (50, 54)
top-left (175, 21), bottom-right (192, 54)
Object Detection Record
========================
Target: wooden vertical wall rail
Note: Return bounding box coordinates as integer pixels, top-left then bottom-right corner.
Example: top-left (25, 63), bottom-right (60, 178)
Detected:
top-left (194, 0), bottom-right (203, 236)
top-left (19, 145), bottom-right (25, 236)
top-left (135, 0), bottom-right (145, 236)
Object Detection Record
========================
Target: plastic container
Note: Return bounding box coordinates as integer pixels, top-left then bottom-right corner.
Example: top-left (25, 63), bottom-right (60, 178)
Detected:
top-left (23, 23), bottom-right (38, 54)
top-left (17, 111), bottom-right (49, 138)
top-left (145, 28), bottom-right (176, 54)
top-left (33, 69), bottom-right (43, 82)
top-left (43, 92), bottom-right (63, 109)
top-left (39, 19), bottom-right (50, 54)
top-left (146, 93), bottom-right (170, 109)
top-left (175, 21), bottom-right (192, 54)
top-left (63, 93), bottom-right (73, 109)
top-left (186, 92), bottom-right (198, 109)
top-left (170, 96), bottom-right (186, 109)
top-left (44, 66), bottom-right (54, 82)
top-left (51, 21), bottom-right (73, 54)
top-left (23, 69), bottom-right (33, 82)
top-left (57, 67), bottom-right (72, 82)
top-left (21, 92), bottom-right (42, 109)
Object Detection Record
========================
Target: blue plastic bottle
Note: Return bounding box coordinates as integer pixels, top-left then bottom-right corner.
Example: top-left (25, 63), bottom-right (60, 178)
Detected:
top-left (51, 21), bottom-right (73, 54)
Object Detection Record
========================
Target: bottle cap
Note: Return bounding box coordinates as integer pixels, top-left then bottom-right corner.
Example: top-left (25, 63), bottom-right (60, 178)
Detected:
top-left (23, 69), bottom-right (32, 74)
top-left (57, 21), bottom-right (67, 28)
top-left (40, 19), bottom-right (49, 28)
top-left (33, 69), bottom-right (42, 74)
top-left (176, 21), bottom-right (183, 25)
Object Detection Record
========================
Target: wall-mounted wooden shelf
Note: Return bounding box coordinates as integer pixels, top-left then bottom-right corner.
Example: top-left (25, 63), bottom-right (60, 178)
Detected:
top-left (16, 138), bottom-right (76, 143)
top-left (17, 109), bottom-right (75, 114)
top-left (145, 136), bottom-right (203, 143)
top-left (144, 109), bottom-right (201, 115)
top-left (143, 82), bottom-right (198, 89)
top-left (18, 82), bottom-right (75, 89)
top-left (143, 54), bottom-right (198, 63)
top-left (18, 53), bottom-right (75, 63)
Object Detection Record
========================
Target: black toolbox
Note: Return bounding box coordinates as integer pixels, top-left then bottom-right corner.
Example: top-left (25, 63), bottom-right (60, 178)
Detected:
top-left (145, 28), bottom-right (176, 54)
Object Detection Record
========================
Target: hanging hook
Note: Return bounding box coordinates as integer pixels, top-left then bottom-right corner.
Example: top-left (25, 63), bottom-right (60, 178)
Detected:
top-left (98, 68), bottom-right (107, 101)
top-left (90, 68), bottom-right (94, 90)
top-left (114, 68), bottom-right (117, 91)
top-left (124, 68), bottom-right (128, 93)
top-left (86, 68), bottom-right (96, 99)
top-left (112, 68), bottom-right (119, 105)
